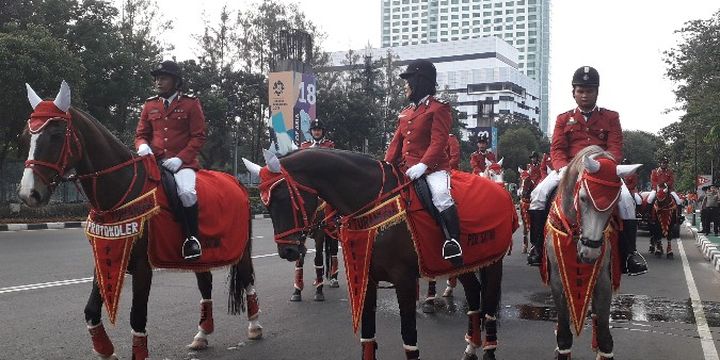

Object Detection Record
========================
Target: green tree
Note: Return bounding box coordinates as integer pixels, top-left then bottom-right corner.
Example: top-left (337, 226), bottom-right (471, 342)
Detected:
top-left (622, 130), bottom-right (664, 190)
top-left (497, 127), bottom-right (540, 184)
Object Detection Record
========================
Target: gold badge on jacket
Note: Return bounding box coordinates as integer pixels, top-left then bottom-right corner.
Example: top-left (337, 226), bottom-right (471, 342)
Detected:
top-left (567, 118), bottom-right (577, 125)
top-left (598, 132), bottom-right (606, 140)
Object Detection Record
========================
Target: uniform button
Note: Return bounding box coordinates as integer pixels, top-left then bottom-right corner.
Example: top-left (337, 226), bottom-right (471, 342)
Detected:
top-left (405, 151), bottom-right (409, 154)
top-left (408, 121), bottom-right (412, 124)
top-left (164, 138), bottom-right (168, 141)
top-left (407, 140), bottom-right (411, 144)
top-left (164, 127), bottom-right (168, 131)
top-left (407, 131), bottom-right (411, 134)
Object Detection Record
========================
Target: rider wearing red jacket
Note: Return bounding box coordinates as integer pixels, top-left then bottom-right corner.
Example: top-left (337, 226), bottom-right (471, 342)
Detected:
top-left (470, 135), bottom-right (496, 175)
top-left (527, 151), bottom-right (542, 184)
top-left (135, 60), bottom-right (207, 261)
top-left (527, 66), bottom-right (647, 276)
top-left (300, 119), bottom-right (335, 149)
top-left (648, 156), bottom-right (682, 205)
top-left (385, 59), bottom-right (463, 271)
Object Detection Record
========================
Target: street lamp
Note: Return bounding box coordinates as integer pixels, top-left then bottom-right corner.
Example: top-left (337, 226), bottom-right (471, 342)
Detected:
top-left (233, 116), bottom-right (241, 178)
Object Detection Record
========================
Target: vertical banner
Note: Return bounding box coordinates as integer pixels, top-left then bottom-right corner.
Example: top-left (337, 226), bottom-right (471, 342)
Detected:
top-left (268, 71), bottom-right (316, 155)
top-left (491, 127), bottom-right (498, 154)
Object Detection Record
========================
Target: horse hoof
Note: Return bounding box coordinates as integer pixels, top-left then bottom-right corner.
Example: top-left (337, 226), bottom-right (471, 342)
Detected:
top-left (442, 288), bottom-right (454, 297)
top-left (96, 354), bottom-right (118, 360)
top-left (461, 352), bottom-right (479, 360)
top-left (290, 293), bottom-right (302, 302)
top-left (314, 292), bottom-right (325, 302)
top-left (482, 350), bottom-right (497, 360)
top-left (188, 337), bottom-right (209, 350)
top-left (248, 325), bottom-right (263, 340)
top-left (328, 278), bottom-right (340, 288)
top-left (422, 299), bottom-right (436, 313)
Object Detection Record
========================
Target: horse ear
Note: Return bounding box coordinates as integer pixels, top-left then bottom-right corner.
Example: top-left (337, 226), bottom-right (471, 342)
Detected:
top-left (617, 164), bottom-right (642, 177)
top-left (584, 155), bottom-right (600, 173)
top-left (242, 158), bottom-right (262, 177)
top-left (497, 157), bottom-right (504, 166)
top-left (262, 148), bottom-right (281, 173)
top-left (53, 80), bottom-right (71, 112)
top-left (518, 166), bottom-right (523, 173)
top-left (26, 83), bottom-right (42, 110)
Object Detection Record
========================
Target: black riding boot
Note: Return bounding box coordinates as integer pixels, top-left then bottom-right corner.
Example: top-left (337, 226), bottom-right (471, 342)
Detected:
top-left (620, 219), bottom-right (647, 276)
top-left (527, 209), bottom-right (546, 266)
top-left (439, 205), bottom-right (463, 268)
top-left (182, 204), bottom-right (202, 261)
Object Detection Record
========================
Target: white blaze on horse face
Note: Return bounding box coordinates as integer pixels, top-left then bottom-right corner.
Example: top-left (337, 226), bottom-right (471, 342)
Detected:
top-left (576, 186), bottom-right (612, 262)
top-left (19, 134), bottom-right (40, 202)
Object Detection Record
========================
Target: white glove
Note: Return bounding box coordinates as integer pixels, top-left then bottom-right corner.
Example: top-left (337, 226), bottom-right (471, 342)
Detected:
top-left (162, 157), bottom-right (183, 173)
top-left (137, 143), bottom-right (153, 157)
top-left (405, 163), bottom-right (428, 180)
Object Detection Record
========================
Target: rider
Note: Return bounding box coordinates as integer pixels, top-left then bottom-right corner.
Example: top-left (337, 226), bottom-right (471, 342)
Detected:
top-left (527, 66), bottom-right (648, 276)
top-left (527, 151), bottom-right (542, 185)
top-left (648, 156), bottom-right (682, 205)
top-left (301, 119), bottom-right (335, 149)
top-left (539, 151), bottom-right (553, 181)
top-left (385, 59), bottom-right (463, 267)
top-left (447, 133), bottom-right (461, 170)
top-left (619, 158), bottom-right (645, 274)
top-left (135, 60), bottom-right (207, 261)
top-left (470, 135), bottom-right (496, 175)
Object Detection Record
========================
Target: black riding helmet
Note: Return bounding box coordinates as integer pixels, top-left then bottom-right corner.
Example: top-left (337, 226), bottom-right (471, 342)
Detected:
top-left (400, 59), bottom-right (437, 104)
top-left (309, 119), bottom-right (325, 130)
top-left (151, 60), bottom-right (184, 88)
top-left (572, 66), bottom-right (599, 87)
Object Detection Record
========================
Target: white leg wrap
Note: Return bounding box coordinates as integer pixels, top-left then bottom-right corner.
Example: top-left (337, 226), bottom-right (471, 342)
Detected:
top-left (597, 351), bottom-right (614, 359)
top-left (131, 330), bottom-right (147, 337)
top-left (360, 337), bottom-right (376, 343)
top-left (465, 344), bottom-right (478, 353)
top-left (556, 347), bottom-right (572, 354)
top-left (403, 344), bottom-right (418, 351)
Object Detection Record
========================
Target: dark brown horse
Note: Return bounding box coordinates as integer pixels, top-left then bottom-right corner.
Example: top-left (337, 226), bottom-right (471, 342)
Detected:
top-left (244, 148), bottom-right (506, 360)
top-left (649, 184), bottom-right (679, 259)
top-left (18, 82), bottom-right (261, 360)
top-left (517, 167), bottom-right (536, 254)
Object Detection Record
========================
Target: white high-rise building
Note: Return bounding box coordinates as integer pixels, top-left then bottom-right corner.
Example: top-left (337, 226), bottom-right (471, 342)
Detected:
top-left (380, 0), bottom-right (550, 134)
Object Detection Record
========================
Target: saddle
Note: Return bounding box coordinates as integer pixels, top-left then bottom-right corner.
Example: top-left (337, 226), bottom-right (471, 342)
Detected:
top-left (159, 163), bottom-right (184, 222)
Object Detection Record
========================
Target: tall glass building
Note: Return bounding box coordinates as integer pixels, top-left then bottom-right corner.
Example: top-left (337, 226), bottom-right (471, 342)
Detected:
top-left (381, 0), bottom-right (551, 134)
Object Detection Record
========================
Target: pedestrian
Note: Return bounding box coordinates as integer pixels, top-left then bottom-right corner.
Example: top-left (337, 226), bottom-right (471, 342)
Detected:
top-left (701, 185), bottom-right (720, 236)
top-left (135, 60), bottom-right (207, 260)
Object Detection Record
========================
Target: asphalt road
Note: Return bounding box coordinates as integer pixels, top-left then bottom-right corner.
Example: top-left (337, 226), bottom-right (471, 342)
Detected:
top-left (1, 219), bottom-right (719, 360)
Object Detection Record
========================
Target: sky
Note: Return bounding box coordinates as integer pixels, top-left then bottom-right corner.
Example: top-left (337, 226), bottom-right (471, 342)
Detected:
top-left (151, 0), bottom-right (720, 135)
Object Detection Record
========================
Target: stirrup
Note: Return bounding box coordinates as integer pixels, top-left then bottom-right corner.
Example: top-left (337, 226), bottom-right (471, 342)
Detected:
top-left (626, 251), bottom-right (648, 276)
top-left (442, 238), bottom-right (463, 259)
top-left (183, 236), bottom-right (202, 260)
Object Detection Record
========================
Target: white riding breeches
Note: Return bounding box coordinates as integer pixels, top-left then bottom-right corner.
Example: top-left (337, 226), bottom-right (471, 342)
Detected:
top-left (647, 190), bottom-right (682, 206)
top-left (426, 170), bottom-right (454, 212)
top-left (529, 169), bottom-right (637, 220)
top-left (175, 168), bottom-right (197, 207)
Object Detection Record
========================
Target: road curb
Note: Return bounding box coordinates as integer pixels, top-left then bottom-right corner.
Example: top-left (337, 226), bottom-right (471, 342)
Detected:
top-left (686, 221), bottom-right (720, 273)
top-left (0, 214), bottom-right (272, 232)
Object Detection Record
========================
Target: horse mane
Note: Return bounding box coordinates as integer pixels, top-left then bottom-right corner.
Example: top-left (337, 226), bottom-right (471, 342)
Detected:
top-left (69, 107), bottom-right (132, 155)
top-left (557, 145), bottom-right (615, 214)
top-left (281, 148), bottom-right (378, 171)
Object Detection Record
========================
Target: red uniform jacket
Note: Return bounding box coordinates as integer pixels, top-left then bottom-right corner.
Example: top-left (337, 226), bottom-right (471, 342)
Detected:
top-left (446, 134), bottom-right (460, 170)
top-left (624, 173), bottom-right (639, 193)
top-left (527, 162), bottom-right (542, 184)
top-left (385, 96), bottom-right (452, 172)
top-left (651, 167), bottom-right (675, 191)
top-left (551, 107), bottom-right (623, 170)
top-left (540, 152), bottom-right (553, 180)
top-left (300, 138), bottom-right (335, 149)
top-left (470, 150), bottom-right (496, 174)
top-left (135, 93), bottom-right (207, 170)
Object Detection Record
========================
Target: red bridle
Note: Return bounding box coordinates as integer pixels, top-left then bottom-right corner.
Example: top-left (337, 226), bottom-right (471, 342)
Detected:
top-left (259, 168), bottom-right (320, 245)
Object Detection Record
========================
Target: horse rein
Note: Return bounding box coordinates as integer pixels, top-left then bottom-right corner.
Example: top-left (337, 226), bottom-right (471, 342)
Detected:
top-left (24, 115), bottom-right (148, 211)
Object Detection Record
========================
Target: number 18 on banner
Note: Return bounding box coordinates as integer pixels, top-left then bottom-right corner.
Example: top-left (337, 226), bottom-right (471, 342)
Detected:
top-left (294, 73), bottom-right (317, 145)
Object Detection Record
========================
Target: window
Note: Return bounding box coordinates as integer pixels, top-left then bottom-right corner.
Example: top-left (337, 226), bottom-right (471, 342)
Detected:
top-left (505, 1), bottom-right (515, 6)
top-left (494, 18), bottom-right (502, 23)
top-left (517, 8), bottom-right (525, 13)
top-left (505, 24), bottom-right (513, 30)
top-left (483, 3), bottom-right (491, 8)
top-left (441, 15), bottom-right (448, 20)
top-left (441, 23), bottom-right (448, 27)
top-left (473, 27), bottom-right (482, 32)
top-left (441, 30), bottom-right (449, 35)
top-left (462, 28), bottom-right (470, 33)
top-left (528, 30), bottom-right (537, 36)
top-left (518, 54), bottom-right (524, 59)
top-left (412, 20), bottom-right (418, 24)
top-left (494, 25), bottom-right (502, 31)
top-left (441, 8), bottom-right (448, 12)
top-left (528, 46), bottom-right (536, 51)
top-left (528, 38), bottom-right (536, 44)
top-left (516, 23), bottom-right (525, 29)
top-left (516, 15), bottom-right (525, 21)
top-left (483, 27), bottom-right (491, 32)
top-left (529, 14), bottom-right (537, 20)
top-left (451, 14), bottom-right (459, 19)
top-left (528, 0), bottom-right (536, 4)
top-left (527, 54), bottom-right (536, 60)
top-left (494, 10), bottom-right (502, 15)
top-left (505, 9), bottom-right (514, 14)
top-left (462, 21), bottom-right (470, 25)
top-left (484, 11), bottom-right (491, 16)
top-left (483, 19), bottom-right (491, 24)
top-left (516, 39), bottom-right (525, 45)
top-left (462, 13), bottom-right (470, 18)
top-left (516, 31), bottom-right (525, 36)
top-left (462, 6), bottom-right (470, 10)
top-left (452, 29), bottom-right (459, 34)
top-left (529, 22), bottom-right (537, 28)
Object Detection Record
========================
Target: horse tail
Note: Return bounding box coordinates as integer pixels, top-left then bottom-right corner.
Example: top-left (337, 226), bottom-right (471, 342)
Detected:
top-left (227, 211), bottom-right (255, 315)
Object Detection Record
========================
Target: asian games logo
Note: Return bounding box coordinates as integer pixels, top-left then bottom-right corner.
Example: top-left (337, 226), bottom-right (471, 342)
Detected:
top-left (273, 80), bottom-right (285, 96)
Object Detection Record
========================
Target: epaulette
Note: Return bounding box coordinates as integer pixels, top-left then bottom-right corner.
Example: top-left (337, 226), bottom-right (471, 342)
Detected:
top-left (435, 97), bottom-right (450, 105)
top-left (146, 95), bottom-right (159, 101)
top-left (181, 93), bottom-right (196, 99)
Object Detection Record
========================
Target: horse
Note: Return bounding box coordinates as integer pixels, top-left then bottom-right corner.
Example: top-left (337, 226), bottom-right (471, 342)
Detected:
top-left (543, 146), bottom-right (640, 359)
top-left (17, 82), bottom-right (262, 360)
top-left (517, 166), bottom-right (536, 254)
top-left (289, 203), bottom-right (341, 302)
top-left (649, 184), bottom-right (678, 259)
top-left (244, 148), bottom-right (513, 360)
top-left (482, 157), bottom-right (505, 184)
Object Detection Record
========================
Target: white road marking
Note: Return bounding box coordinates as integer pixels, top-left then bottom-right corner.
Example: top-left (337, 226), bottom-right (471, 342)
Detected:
top-left (677, 237), bottom-right (720, 360)
top-left (0, 249), bottom-right (313, 295)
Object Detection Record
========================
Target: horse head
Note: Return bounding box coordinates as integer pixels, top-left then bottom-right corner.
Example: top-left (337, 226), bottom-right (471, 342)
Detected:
top-left (19, 81), bottom-right (77, 207)
top-left (557, 146), bottom-right (641, 264)
top-left (484, 157), bottom-right (505, 184)
top-left (243, 150), bottom-right (319, 262)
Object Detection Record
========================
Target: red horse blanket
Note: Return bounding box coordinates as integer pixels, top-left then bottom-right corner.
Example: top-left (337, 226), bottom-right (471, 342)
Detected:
top-left (339, 170), bottom-right (517, 332)
top-left (85, 165), bottom-right (250, 324)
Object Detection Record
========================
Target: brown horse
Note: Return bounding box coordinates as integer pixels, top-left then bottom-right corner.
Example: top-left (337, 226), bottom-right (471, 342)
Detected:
top-left (517, 166), bottom-right (536, 254)
top-left (17, 82), bottom-right (262, 360)
top-left (649, 184), bottom-right (679, 259)
top-left (244, 148), bottom-right (509, 360)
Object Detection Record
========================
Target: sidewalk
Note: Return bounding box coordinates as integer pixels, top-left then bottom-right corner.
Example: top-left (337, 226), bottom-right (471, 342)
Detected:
top-left (0, 213), bottom-right (272, 232)
top-left (685, 210), bottom-right (720, 273)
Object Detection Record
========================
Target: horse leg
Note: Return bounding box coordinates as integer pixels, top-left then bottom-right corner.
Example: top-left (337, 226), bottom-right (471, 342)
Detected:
top-left (396, 280), bottom-right (421, 360)
top-left (85, 274), bottom-right (117, 360)
top-left (188, 271), bottom-right (213, 350)
top-left (550, 268), bottom-right (573, 359)
top-left (422, 278), bottom-right (437, 313)
top-left (591, 265), bottom-right (614, 359)
top-left (442, 276), bottom-right (457, 297)
top-left (290, 252), bottom-right (305, 301)
top-left (313, 238), bottom-right (325, 301)
top-left (458, 272), bottom-right (482, 360)
top-left (129, 244), bottom-right (152, 360)
top-left (666, 236), bottom-right (674, 259)
top-left (229, 246), bottom-right (263, 340)
top-left (479, 261), bottom-right (503, 360)
top-left (360, 282), bottom-right (378, 360)
top-left (327, 238), bottom-right (340, 288)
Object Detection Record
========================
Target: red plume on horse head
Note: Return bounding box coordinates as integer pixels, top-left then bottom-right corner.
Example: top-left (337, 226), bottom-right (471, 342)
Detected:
top-left (26, 80), bottom-right (72, 133)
